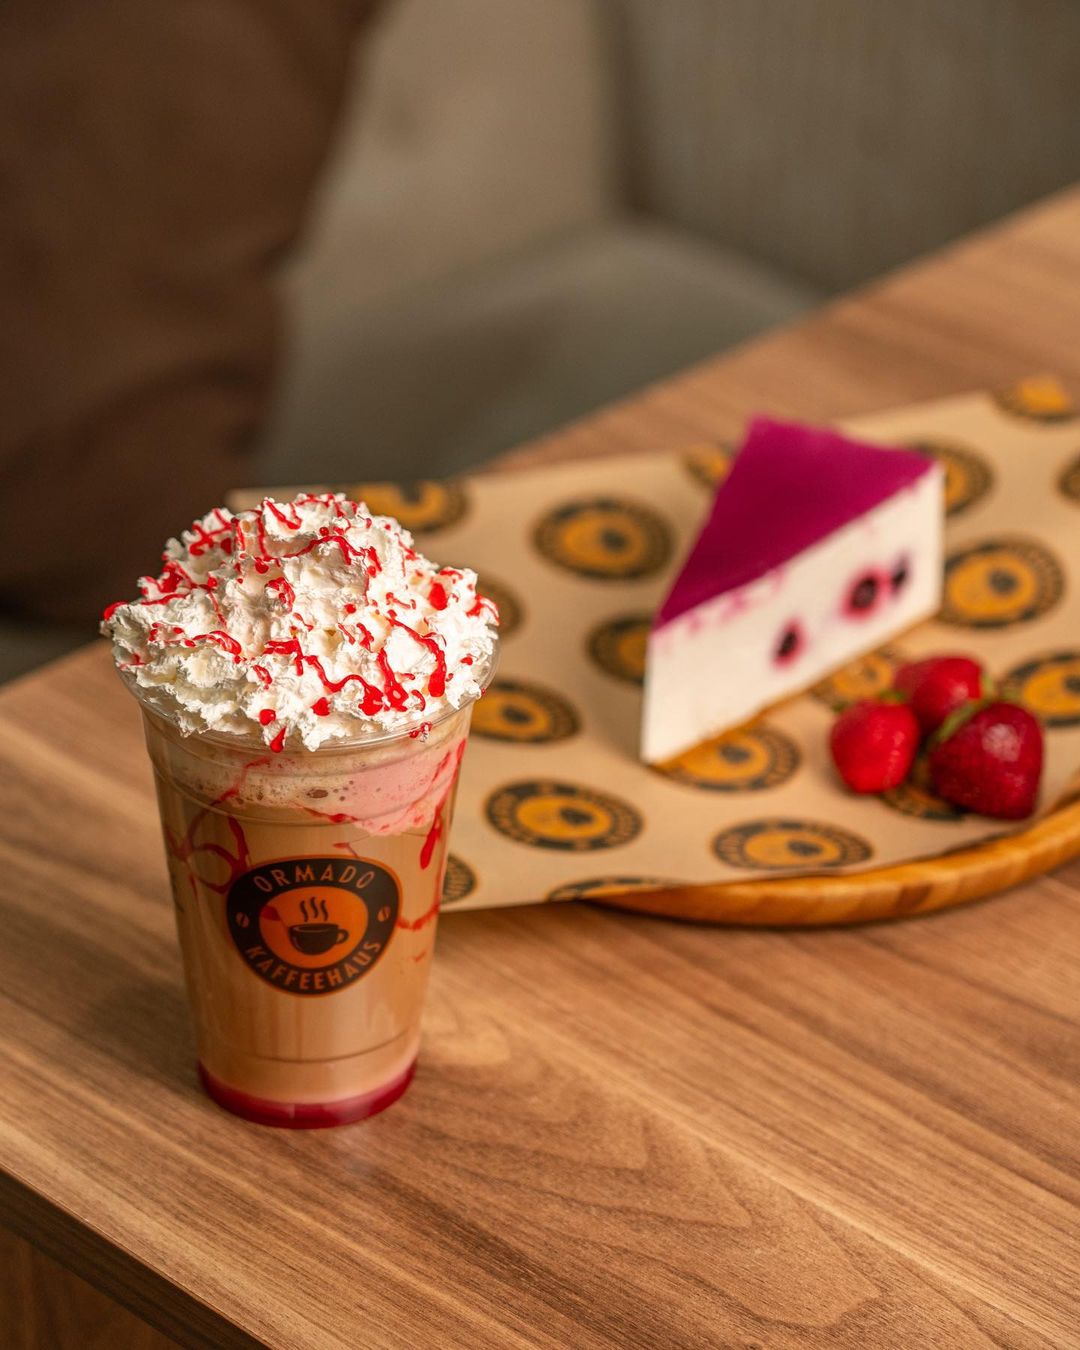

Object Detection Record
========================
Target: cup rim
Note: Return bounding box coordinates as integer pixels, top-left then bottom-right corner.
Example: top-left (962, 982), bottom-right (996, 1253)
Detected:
top-left (120, 642), bottom-right (499, 754)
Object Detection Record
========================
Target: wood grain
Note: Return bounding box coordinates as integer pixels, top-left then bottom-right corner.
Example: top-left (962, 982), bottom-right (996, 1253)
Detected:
top-left (0, 1225), bottom-right (174, 1350)
top-left (3, 189), bottom-right (1080, 1347)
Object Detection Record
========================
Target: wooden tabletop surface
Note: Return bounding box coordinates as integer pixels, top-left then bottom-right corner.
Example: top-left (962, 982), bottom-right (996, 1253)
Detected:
top-left (3, 188), bottom-right (1080, 1349)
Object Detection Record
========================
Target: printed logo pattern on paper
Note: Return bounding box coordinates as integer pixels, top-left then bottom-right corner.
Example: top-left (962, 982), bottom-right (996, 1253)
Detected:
top-left (533, 498), bottom-right (672, 580)
top-left (1058, 453), bottom-right (1080, 503)
top-left (992, 375), bottom-right (1076, 423)
top-left (350, 479), bottom-right (468, 534)
top-left (587, 614), bottom-right (650, 685)
top-left (485, 780), bottom-right (643, 851)
top-left (471, 678), bottom-right (580, 743)
top-left (441, 854), bottom-right (477, 906)
top-left (651, 724), bottom-right (800, 792)
top-left (1003, 650), bottom-right (1080, 727)
top-left (811, 647), bottom-right (904, 711)
top-left (228, 857), bottom-right (400, 996)
top-left (713, 819), bottom-right (873, 871)
top-left (940, 537), bottom-right (1064, 628)
top-left (904, 438), bottom-right (994, 517)
top-left (683, 443), bottom-right (733, 490)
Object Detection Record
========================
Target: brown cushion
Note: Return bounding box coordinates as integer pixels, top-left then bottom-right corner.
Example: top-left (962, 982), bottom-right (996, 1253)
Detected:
top-left (0, 0), bottom-right (383, 624)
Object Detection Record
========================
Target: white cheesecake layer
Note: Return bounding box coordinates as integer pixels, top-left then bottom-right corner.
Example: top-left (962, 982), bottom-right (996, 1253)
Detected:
top-left (642, 465), bottom-right (943, 762)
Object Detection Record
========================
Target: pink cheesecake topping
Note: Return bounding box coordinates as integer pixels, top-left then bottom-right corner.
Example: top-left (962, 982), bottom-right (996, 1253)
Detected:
top-left (657, 417), bottom-right (936, 628)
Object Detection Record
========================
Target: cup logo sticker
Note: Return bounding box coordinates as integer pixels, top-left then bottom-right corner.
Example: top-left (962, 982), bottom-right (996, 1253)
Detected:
top-left (486, 780), bottom-right (642, 851)
top-left (940, 537), bottom-right (1064, 628)
top-left (904, 438), bottom-right (994, 517)
top-left (713, 819), bottom-right (872, 870)
top-left (992, 375), bottom-right (1076, 423)
top-left (651, 723), bottom-right (800, 792)
top-left (1002, 650), bottom-right (1080, 727)
top-left (1058, 453), bottom-right (1080, 503)
top-left (472, 678), bottom-right (579, 743)
top-left (587, 614), bottom-right (650, 685)
top-left (683, 443), bottom-right (733, 490)
top-left (811, 647), bottom-right (904, 711)
top-left (228, 857), bottom-right (399, 996)
top-left (533, 498), bottom-right (672, 580)
top-left (441, 854), bottom-right (477, 906)
top-left (350, 480), bottom-right (467, 534)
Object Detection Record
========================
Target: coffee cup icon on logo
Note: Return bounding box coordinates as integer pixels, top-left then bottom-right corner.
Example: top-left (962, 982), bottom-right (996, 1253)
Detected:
top-left (288, 922), bottom-right (350, 956)
top-left (286, 896), bottom-right (349, 956)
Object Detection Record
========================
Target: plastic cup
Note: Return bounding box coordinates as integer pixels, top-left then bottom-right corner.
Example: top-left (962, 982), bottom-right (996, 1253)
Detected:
top-left (129, 673), bottom-right (488, 1128)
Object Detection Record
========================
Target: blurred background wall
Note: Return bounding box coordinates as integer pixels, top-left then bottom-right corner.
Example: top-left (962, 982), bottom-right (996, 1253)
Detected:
top-left (2, 0), bottom-right (1078, 681)
top-left (260, 0), bottom-right (1080, 488)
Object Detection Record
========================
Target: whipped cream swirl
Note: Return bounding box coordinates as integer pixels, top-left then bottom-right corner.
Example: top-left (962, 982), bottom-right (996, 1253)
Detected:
top-left (102, 494), bottom-right (498, 749)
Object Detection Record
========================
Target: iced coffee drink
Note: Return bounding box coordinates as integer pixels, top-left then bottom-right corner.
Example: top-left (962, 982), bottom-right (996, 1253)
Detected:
top-left (103, 493), bottom-right (498, 1126)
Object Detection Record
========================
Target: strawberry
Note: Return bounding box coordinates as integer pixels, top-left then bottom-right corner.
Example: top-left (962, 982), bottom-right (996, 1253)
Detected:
top-left (928, 701), bottom-right (1043, 819)
top-left (893, 655), bottom-right (987, 734)
top-left (830, 699), bottom-right (920, 793)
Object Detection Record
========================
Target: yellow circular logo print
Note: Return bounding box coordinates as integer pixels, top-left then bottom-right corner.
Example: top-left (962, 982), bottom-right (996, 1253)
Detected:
top-left (441, 854), bottom-right (477, 906)
top-left (713, 819), bottom-right (872, 870)
top-left (683, 443), bottom-right (733, 490)
top-left (993, 376), bottom-right (1076, 423)
top-left (486, 780), bottom-right (642, 851)
top-left (547, 876), bottom-right (674, 902)
top-left (352, 479), bottom-right (468, 534)
top-left (652, 723), bottom-right (800, 792)
top-left (811, 647), bottom-right (904, 711)
top-left (881, 780), bottom-right (965, 822)
top-left (940, 537), bottom-right (1064, 628)
top-left (1003, 650), bottom-right (1080, 727)
top-left (472, 678), bottom-right (579, 743)
top-left (534, 498), bottom-right (672, 580)
top-left (904, 438), bottom-right (994, 517)
top-left (587, 614), bottom-right (650, 685)
top-left (1058, 453), bottom-right (1080, 503)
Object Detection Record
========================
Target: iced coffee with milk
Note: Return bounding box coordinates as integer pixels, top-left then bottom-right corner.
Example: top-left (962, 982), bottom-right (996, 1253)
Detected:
top-left (103, 493), bottom-right (498, 1127)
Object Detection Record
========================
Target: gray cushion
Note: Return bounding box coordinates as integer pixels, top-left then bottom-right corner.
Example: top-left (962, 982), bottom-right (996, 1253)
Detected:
top-left (256, 220), bottom-right (821, 485)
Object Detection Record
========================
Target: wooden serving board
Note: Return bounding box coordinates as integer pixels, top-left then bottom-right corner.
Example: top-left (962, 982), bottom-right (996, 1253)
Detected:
top-left (585, 790), bottom-right (1080, 925)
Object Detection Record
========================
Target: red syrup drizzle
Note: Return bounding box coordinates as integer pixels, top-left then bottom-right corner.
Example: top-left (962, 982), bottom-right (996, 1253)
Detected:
top-left (428, 581), bottom-right (449, 611)
top-left (376, 650), bottom-right (409, 710)
top-left (329, 738), bottom-right (467, 932)
top-left (267, 576), bottom-right (296, 611)
top-left (305, 806), bottom-right (363, 825)
top-left (388, 618), bottom-right (447, 698)
top-left (163, 756), bottom-right (271, 903)
top-left (263, 498), bottom-right (303, 531)
top-left (466, 593), bottom-right (498, 623)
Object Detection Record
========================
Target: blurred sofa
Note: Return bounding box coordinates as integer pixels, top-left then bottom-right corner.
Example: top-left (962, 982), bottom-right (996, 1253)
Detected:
top-left (259, 0), bottom-right (1080, 487)
top-left (257, 0), bottom-right (821, 488)
top-left (4, 0), bottom-right (1079, 681)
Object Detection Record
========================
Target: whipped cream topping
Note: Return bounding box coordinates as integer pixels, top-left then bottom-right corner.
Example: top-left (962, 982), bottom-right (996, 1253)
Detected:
top-left (102, 494), bottom-right (498, 750)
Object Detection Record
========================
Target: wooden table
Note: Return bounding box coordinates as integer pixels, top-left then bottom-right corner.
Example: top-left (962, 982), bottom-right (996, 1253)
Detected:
top-left (3, 188), bottom-right (1080, 1349)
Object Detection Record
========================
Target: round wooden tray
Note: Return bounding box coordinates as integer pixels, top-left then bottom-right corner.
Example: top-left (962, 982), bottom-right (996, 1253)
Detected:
top-left (589, 791), bottom-right (1080, 926)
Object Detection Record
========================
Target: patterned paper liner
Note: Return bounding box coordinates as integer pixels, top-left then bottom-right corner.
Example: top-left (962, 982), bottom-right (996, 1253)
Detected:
top-left (230, 377), bottom-right (1080, 910)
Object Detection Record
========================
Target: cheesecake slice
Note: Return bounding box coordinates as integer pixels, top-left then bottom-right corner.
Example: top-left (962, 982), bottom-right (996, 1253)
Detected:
top-left (642, 417), bottom-right (943, 763)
